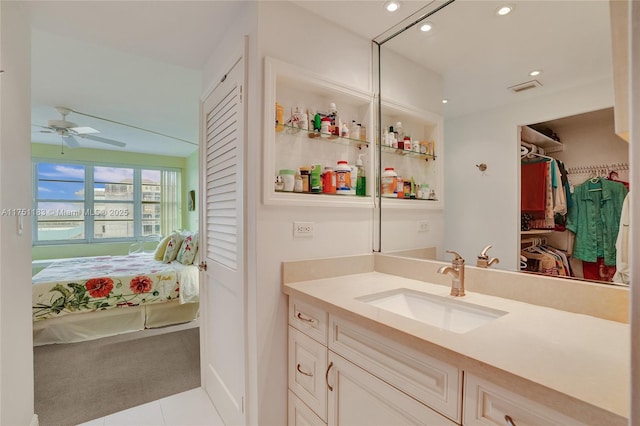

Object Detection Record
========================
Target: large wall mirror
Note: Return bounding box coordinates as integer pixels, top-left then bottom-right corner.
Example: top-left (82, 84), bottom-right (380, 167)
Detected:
top-left (374, 0), bottom-right (630, 287)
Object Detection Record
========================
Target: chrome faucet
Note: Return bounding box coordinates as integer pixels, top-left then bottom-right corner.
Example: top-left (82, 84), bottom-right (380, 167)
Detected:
top-left (438, 250), bottom-right (465, 297)
top-left (476, 245), bottom-right (500, 268)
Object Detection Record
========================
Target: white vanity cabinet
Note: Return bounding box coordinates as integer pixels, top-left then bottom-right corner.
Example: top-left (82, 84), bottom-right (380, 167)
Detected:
top-left (287, 298), bottom-right (460, 426)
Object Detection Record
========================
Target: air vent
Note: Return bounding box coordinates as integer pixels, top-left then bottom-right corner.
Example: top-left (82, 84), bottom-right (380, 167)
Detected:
top-left (508, 80), bottom-right (542, 93)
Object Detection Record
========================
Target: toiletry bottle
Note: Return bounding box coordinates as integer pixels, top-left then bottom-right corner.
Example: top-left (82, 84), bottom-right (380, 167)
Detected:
top-left (335, 160), bottom-right (351, 195)
top-left (350, 120), bottom-right (360, 141)
top-left (358, 124), bottom-right (366, 142)
top-left (341, 123), bottom-right (350, 138)
top-left (313, 112), bottom-right (322, 133)
top-left (389, 126), bottom-right (397, 148)
top-left (395, 121), bottom-right (404, 142)
top-left (356, 154), bottom-right (366, 196)
top-left (382, 167), bottom-right (397, 197)
top-left (310, 164), bottom-right (322, 193)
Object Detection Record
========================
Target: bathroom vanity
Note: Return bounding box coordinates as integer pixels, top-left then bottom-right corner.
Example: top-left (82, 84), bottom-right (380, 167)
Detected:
top-left (282, 254), bottom-right (629, 426)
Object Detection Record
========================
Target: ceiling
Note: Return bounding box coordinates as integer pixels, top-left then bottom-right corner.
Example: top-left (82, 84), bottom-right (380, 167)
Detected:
top-left (21, 1), bottom-right (612, 157)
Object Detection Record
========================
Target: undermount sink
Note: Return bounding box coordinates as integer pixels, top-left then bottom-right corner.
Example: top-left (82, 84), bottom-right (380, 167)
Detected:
top-left (357, 288), bottom-right (507, 333)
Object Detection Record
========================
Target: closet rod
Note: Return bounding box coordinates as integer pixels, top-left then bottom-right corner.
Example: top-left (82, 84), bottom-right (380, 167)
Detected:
top-left (566, 163), bottom-right (629, 175)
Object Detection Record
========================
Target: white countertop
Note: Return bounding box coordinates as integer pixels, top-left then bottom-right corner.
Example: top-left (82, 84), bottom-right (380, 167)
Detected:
top-left (283, 271), bottom-right (629, 421)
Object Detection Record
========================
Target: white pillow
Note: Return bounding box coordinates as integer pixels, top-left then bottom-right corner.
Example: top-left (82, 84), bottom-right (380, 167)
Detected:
top-left (153, 235), bottom-right (171, 261)
top-left (176, 233), bottom-right (199, 265)
top-left (162, 231), bottom-right (183, 263)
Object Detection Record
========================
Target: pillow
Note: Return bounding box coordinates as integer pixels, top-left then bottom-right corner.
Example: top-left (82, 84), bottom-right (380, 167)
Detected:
top-left (162, 231), bottom-right (184, 263)
top-left (176, 233), bottom-right (199, 265)
top-left (153, 235), bottom-right (171, 261)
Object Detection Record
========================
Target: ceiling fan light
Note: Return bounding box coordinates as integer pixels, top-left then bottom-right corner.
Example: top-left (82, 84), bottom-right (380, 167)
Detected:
top-left (384, 1), bottom-right (400, 13)
top-left (529, 69), bottom-right (543, 77)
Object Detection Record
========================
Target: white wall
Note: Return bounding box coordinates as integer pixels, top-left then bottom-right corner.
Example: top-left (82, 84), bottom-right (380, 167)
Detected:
top-left (253, 3), bottom-right (374, 425)
top-left (0, 2), bottom-right (36, 424)
top-left (444, 78), bottom-right (614, 270)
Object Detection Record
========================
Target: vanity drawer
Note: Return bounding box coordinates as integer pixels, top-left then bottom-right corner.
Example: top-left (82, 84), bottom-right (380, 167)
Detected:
top-left (328, 315), bottom-right (462, 423)
top-left (288, 390), bottom-right (326, 426)
top-left (463, 373), bottom-right (587, 426)
top-left (288, 326), bottom-right (328, 422)
top-left (289, 298), bottom-right (328, 345)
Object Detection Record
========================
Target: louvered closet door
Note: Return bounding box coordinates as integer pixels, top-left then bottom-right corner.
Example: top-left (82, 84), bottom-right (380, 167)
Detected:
top-left (200, 54), bottom-right (246, 426)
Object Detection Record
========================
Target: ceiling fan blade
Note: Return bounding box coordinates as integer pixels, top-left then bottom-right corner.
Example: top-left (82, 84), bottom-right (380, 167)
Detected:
top-left (64, 135), bottom-right (81, 148)
top-left (80, 134), bottom-right (127, 148)
top-left (32, 124), bottom-right (54, 133)
top-left (70, 126), bottom-right (99, 135)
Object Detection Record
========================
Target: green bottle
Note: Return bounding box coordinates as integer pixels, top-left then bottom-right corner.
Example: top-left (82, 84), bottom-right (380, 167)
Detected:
top-left (356, 154), bottom-right (366, 196)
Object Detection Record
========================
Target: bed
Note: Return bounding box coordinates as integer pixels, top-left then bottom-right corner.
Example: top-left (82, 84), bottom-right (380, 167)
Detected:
top-left (32, 252), bottom-right (199, 345)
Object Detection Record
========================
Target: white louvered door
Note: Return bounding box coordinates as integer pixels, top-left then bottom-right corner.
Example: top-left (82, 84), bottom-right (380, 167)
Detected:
top-left (200, 53), bottom-right (246, 426)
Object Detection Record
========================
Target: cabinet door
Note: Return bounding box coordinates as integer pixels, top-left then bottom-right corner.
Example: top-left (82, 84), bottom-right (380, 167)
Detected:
top-left (289, 390), bottom-right (327, 426)
top-left (463, 373), bottom-right (587, 426)
top-left (289, 326), bottom-right (328, 422)
top-left (327, 352), bottom-right (457, 426)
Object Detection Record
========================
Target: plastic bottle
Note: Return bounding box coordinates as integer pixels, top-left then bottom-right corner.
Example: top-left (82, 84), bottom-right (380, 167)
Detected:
top-left (356, 154), bottom-right (366, 196)
top-left (381, 167), bottom-right (397, 197)
top-left (341, 123), bottom-right (350, 138)
top-left (335, 160), bottom-right (351, 195)
top-left (395, 121), bottom-right (404, 142)
top-left (320, 117), bottom-right (331, 138)
top-left (389, 126), bottom-right (397, 148)
top-left (358, 124), bottom-right (366, 142)
top-left (350, 120), bottom-right (360, 140)
top-left (323, 167), bottom-right (336, 194)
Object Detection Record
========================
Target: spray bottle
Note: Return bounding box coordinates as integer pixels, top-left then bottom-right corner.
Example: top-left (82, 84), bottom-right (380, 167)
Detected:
top-left (356, 154), bottom-right (366, 196)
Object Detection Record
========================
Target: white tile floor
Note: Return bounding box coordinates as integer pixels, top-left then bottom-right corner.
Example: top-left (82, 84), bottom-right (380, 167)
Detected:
top-left (78, 387), bottom-right (225, 426)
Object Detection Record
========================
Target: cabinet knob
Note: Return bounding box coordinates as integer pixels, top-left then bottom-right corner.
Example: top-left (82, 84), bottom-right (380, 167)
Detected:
top-left (325, 361), bottom-right (334, 391)
top-left (296, 312), bottom-right (316, 324)
top-left (505, 415), bottom-right (517, 426)
top-left (296, 363), bottom-right (313, 377)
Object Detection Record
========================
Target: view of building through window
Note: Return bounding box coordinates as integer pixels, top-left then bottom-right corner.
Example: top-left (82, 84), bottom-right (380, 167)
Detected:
top-left (35, 162), bottom-right (170, 242)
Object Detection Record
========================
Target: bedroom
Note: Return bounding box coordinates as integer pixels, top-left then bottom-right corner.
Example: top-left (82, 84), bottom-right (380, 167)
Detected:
top-left (23, 2), bottom-right (236, 423)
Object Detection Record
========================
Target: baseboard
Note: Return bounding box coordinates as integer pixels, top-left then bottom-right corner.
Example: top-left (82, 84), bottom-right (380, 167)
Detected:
top-left (30, 413), bottom-right (39, 426)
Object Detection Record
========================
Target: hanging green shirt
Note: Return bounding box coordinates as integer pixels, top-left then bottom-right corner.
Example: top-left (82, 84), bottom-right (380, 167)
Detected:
top-left (566, 178), bottom-right (627, 265)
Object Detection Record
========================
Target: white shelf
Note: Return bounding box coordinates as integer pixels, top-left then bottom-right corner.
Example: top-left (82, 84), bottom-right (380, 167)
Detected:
top-left (520, 126), bottom-right (563, 153)
top-left (264, 57), bottom-right (374, 208)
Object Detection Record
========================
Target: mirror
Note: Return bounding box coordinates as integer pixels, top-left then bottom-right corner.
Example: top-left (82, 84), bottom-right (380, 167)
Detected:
top-left (375, 0), bottom-right (629, 286)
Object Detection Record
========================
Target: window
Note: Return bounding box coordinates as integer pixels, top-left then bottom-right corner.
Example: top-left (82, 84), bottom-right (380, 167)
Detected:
top-left (33, 160), bottom-right (180, 244)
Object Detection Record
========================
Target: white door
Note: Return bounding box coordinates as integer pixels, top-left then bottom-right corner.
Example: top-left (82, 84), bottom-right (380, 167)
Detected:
top-left (199, 51), bottom-right (246, 425)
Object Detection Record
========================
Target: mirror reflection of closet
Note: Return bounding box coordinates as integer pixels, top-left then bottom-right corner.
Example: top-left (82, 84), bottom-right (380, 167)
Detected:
top-left (519, 107), bottom-right (629, 285)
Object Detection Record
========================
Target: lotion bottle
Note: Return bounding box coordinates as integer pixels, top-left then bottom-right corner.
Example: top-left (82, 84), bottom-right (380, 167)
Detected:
top-left (356, 154), bottom-right (366, 196)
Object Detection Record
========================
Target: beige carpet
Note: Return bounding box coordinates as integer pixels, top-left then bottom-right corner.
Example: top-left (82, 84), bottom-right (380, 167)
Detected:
top-left (34, 327), bottom-right (200, 426)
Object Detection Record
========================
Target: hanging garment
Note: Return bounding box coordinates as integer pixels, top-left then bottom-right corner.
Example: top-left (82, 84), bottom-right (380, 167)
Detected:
top-left (521, 161), bottom-right (547, 213)
top-left (566, 178), bottom-right (628, 265)
top-left (612, 193), bottom-right (630, 284)
top-left (582, 258), bottom-right (617, 282)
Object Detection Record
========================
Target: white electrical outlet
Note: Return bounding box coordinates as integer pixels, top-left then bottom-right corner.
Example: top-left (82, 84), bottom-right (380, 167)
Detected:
top-left (417, 220), bottom-right (430, 232)
top-left (294, 221), bottom-right (314, 237)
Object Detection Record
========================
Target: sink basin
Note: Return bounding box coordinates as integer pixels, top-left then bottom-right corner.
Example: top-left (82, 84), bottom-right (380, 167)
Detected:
top-left (357, 288), bottom-right (507, 333)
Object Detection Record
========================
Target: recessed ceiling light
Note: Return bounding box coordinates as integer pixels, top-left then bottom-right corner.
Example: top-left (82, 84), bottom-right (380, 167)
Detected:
top-left (529, 69), bottom-right (543, 77)
top-left (496, 4), bottom-right (514, 16)
top-left (442, 99), bottom-right (448, 104)
top-left (384, 1), bottom-right (400, 12)
top-left (418, 21), bottom-right (434, 33)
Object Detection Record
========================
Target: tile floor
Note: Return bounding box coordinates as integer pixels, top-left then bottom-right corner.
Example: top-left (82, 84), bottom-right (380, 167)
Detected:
top-left (78, 387), bottom-right (225, 426)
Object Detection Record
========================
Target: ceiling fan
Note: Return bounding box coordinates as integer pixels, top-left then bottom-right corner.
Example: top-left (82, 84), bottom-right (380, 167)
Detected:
top-left (33, 106), bottom-right (127, 148)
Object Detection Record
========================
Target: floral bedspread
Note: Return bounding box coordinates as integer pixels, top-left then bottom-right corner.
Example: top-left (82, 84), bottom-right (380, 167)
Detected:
top-left (32, 254), bottom-right (183, 321)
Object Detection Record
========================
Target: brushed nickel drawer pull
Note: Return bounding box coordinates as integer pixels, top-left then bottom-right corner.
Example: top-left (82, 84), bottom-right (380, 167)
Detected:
top-left (296, 312), bottom-right (316, 323)
top-left (296, 363), bottom-right (313, 377)
top-left (505, 415), bottom-right (517, 426)
top-left (326, 361), bottom-right (334, 391)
